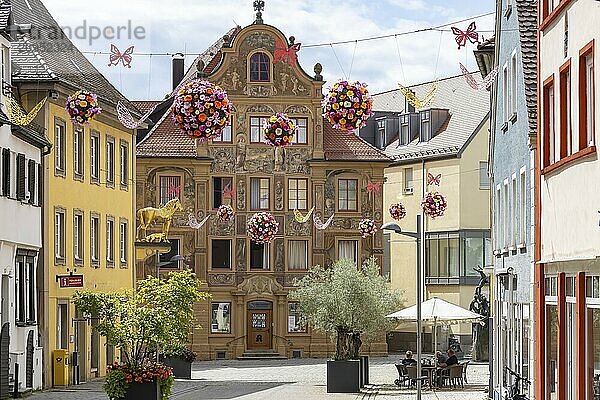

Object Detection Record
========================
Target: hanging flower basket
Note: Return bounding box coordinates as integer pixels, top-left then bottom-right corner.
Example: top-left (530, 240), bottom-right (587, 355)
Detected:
top-left (359, 218), bottom-right (378, 238)
top-left (246, 212), bottom-right (279, 244)
top-left (389, 203), bottom-right (407, 221)
top-left (171, 79), bottom-right (233, 141)
top-left (262, 113), bottom-right (297, 147)
top-left (322, 80), bottom-right (373, 132)
top-left (65, 90), bottom-right (102, 125)
top-left (217, 204), bottom-right (235, 223)
top-left (422, 192), bottom-right (447, 218)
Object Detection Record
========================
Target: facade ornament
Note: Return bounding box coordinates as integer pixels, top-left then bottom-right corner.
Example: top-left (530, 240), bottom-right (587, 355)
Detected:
top-left (211, 147), bottom-right (236, 173)
top-left (290, 76), bottom-right (307, 96)
top-left (236, 178), bottom-right (246, 210)
top-left (238, 274), bottom-right (283, 295)
top-left (284, 105), bottom-right (311, 116)
top-left (236, 238), bottom-right (247, 271)
top-left (274, 178), bottom-right (284, 210)
top-left (274, 239), bottom-right (284, 271)
top-left (135, 198), bottom-right (183, 242)
top-left (274, 147), bottom-right (284, 172)
top-left (280, 72), bottom-right (289, 92)
top-left (285, 148), bottom-right (311, 174)
top-left (235, 133), bottom-right (247, 171)
top-left (246, 104), bottom-right (275, 114)
top-left (208, 273), bottom-right (236, 286)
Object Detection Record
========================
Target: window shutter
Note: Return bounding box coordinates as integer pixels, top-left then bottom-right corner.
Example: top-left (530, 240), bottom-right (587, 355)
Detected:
top-left (2, 148), bottom-right (9, 196)
top-left (28, 160), bottom-right (36, 204)
top-left (37, 163), bottom-right (43, 206)
top-left (17, 153), bottom-right (26, 200)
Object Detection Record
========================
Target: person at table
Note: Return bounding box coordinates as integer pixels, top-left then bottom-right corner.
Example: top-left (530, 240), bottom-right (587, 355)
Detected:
top-left (438, 349), bottom-right (458, 368)
top-left (401, 350), bottom-right (417, 366)
top-left (435, 351), bottom-right (447, 365)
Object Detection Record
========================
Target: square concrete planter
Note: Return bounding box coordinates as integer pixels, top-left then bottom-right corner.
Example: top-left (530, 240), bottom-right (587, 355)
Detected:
top-left (163, 356), bottom-right (192, 379)
top-left (124, 381), bottom-right (161, 400)
top-left (326, 359), bottom-right (360, 393)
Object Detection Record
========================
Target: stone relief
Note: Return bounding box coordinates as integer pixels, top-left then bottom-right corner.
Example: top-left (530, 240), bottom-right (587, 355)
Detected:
top-left (274, 239), bottom-right (284, 272)
top-left (211, 147), bottom-right (235, 173)
top-left (329, 217), bottom-right (362, 230)
top-left (208, 273), bottom-right (236, 286)
top-left (236, 178), bottom-right (246, 211)
top-left (208, 218), bottom-right (235, 236)
top-left (223, 70), bottom-right (241, 91)
top-left (285, 148), bottom-right (311, 174)
top-left (238, 274), bottom-right (283, 296)
top-left (246, 104), bottom-right (275, 114)
top-left (284, 105), bottom-right (312, 116)
top-left (236, 238), bottom-right (246, 271)
top-left (245, 147), bottom-right (274, 173)
top-left (274, 177), bottom-right (284, 210)
top-left (236, 214), bottom-right (246, 236)
top-left (243, 84), bottom-right (277, 97)
top-left (285, 215), bottom-right (312, 236)
top-left (280, 72), bottom-right (289, 92)
top-left (290, 76), bottom-right (307, 96)
top-left (235, 134), bottom-right (247, 172)
top-left (324, 180), bottom-right (335, 216)
top-left (274, 147), bottom-right (284, 173)
top-left (144, 179), bottom-right (156, 208)
top-left (246, 32), bottom-right (275, 49)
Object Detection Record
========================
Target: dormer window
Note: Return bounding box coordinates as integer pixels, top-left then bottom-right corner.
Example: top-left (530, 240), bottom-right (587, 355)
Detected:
top-left (420, 110), bottom-right (431, 142)
top-left (400, 114), bottom-right (410, 145)
top-left (377, 119), bottom-right (386, 149)
top-left (250, 52), bottom-right (270, 82)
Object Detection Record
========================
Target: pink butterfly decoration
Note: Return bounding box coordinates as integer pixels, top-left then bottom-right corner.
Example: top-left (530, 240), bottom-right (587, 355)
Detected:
top-left (459, 63), bottom-right (499, 91)
top-left (167, 183), bottom-right (180, 197)
top-left (427, 173), bottom-right (441, 186)
top-left (108, 44), bottom-right (134, 68)
top-left (273, 38), bottom-right (301, 66)
top-left (223, 183), bottom-right (237, 201)
top-left (366, 181), bottom-right (382, 193)
top-left (451, 22), bottom-right (481, 49)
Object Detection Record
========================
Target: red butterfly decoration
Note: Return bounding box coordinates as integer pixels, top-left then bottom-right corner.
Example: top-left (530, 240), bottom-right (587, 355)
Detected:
top-left (273, 38), bottom-right (301, 66)
top-left (366, 181), bottom-right (382, 193)
top-left (108, 44), bottom-right (134, 68)
top-left (167, 183), bottom-right (180, 197)
top-left (451, 22), bottom-right (481, 49)
top-left (223, 183), bottom-right (237, 201)
top-left (427, 173), bottom-right (441, 186)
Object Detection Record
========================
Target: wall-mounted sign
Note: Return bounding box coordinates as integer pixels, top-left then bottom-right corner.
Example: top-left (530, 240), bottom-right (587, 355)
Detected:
top-left (58, 275), bottom-right (83, 288)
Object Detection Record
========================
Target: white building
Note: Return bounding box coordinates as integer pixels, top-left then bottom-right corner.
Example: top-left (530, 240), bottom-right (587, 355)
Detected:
top-left (0, 3), bottom-right (51, 394)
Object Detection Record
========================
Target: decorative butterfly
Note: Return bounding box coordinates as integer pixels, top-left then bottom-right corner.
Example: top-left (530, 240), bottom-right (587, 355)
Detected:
top-left (427, 173), bottom-right (441, 186)
top-left (273, 37), bottom-right (301, 66)
top-left (367, 181), bottom-right (382, 194)
top-left (117, 101), bottom-right (156, 129)
top-left (459, 63), bottom-right (498, 91)
top-left (5, 95), bottom-right (46, 126)
top-left (313, 213), bottom-right (335, 230)
top-left (223, 183), bottom-right (237, 201)
top-left (188, 213), bottom-right (211, 230)
top-left (398, 82), bottom-right (437, 110)
top-left (294, 207), bottom-right (314, 224)
top-left (167, 183), bottom-right (181, 198)
top-left (451, 22), bottom-right (481, 49)
top-left (108, 44), bottom-right (134, 68)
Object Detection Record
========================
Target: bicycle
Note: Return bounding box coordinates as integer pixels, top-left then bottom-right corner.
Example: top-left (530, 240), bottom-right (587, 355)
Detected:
top-left (504, 366), bottom-right (531, 400)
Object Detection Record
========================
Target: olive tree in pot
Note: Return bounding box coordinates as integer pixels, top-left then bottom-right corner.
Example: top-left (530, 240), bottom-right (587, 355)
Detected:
top-left (74, 270), bottom-right (210, 400)
top-left (290, 257), bottom-right (404, 393)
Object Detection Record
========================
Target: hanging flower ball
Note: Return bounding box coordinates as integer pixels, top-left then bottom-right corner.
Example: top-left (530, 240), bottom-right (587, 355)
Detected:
top-left (217, 204), bottom-right (235, 223)
top-left (422, 192), bottom-right (448, 218)
top-left (322, 80), bottom-right (373, 132)
top-left (246, 212), bottom-right (279, 244)
top-left (171, 79), bottom-right (233, 141)
top-left (389, 203), bottom-right (407, 221)
top-left (65, 90), bottom-right (102, 125)
top-left (359, 218), bottom-right (378, 238)
top-left (262, 113), bottom-right (297, 147)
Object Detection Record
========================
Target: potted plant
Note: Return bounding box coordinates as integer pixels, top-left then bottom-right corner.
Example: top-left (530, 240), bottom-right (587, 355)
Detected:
top-left (161, 348), bottom-right (196, 379)
top-left (290, 257), bottom-right (404, 393)
top-left (74, 270), bottom-right (210, 400)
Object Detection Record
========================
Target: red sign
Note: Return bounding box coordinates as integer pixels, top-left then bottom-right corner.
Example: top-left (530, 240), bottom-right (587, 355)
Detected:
top-left (59, 275), bottom-right (83, 288)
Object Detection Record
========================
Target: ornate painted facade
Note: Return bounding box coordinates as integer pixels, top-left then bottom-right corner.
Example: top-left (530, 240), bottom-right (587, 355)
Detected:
top-left (135, 22), bottom-right (390, 360)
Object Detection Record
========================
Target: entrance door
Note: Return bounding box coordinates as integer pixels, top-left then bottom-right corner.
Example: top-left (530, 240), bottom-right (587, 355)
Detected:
top-left (247, 301), bottom-right (272, 350)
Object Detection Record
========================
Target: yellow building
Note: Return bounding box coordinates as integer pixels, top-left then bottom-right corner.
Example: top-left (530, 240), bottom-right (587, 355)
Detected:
top-left (368, 75), bottom-right (491, 354)
top-left (12, 0), bottom-right (137, 386)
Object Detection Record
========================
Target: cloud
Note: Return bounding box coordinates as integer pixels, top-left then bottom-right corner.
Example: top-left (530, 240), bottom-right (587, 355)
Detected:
top-left (41, 0), bottom-right (495, 100)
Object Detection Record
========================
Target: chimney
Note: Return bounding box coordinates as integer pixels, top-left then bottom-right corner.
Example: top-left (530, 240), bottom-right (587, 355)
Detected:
top-left (172, 53), bottom-right (185, 90)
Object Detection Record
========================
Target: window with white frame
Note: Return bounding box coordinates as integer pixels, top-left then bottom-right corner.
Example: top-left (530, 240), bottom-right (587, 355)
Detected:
top-left (288, 302), bottom-right (306, 333)
top-left (54, 120), bottom-right (65, 173)
top-left (511, 175), bottom-right (517, 247)
top-left (73, 127), bottom-right (83, 177)
top-left (511, 52), bottom-right (517, 118)
top-left (290, 117), bottom-right (307, 144)
top-left (581, 48), bottom-right (594, 148)
top-left (15, 251), bottom-right (36, 324)
top-left (503, 64), bottom-right (510, 124)
top-left (420, 111), bottom-right (431, 141)
top-left (74, 212), bottom-right (83, 261)
top-left (54, 209), bottom-right (65, 260)
top-left (90, 132), bottom-right (100, 182)
top-left (338, 240), bottom-right (358, 265)
top-left (496, 185), bottom-right (501, 251)
top-left (213, 117), bottom-right (232, 142)
top-left (520, 170), bottom-right (526, 246)
top-left (211, 302), bottom-right (231, 333)
top-left (91, 214), bottom-right (100, 263)
top-left (400, 114), bottom-right (410, 145)
top-left (120, 220), bottom-right (128, 264)
top-left (106, 137), bottom-right (115, 185)
top-left (119, 140), bottom-right (128, 188)
top-left (288, 178), bottom-right (308, 210)
top-left (377, 119), bottom-right (386, 149)
top-left (503, 180), bottom-right (509, 249)
top-left (250, 177), bottom-right (270, 210)
top-left (106, 218), bottom-right (115, 263)
top-left (404, 168), bottom-right (414, 193)
top-left (250, 116), bottom-right (267, 143)
top-left (479, 161), bottom-right (490, 189)
top-left (288, 240), bottom-right (308, 270)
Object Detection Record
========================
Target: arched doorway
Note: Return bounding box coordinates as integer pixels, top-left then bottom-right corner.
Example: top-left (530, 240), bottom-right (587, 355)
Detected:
top-left (246, 301), bottom-right (272, 350)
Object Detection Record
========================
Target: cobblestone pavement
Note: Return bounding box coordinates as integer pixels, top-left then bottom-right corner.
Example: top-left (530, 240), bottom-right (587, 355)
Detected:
top-left (29, 358), bottom-right (490, 399)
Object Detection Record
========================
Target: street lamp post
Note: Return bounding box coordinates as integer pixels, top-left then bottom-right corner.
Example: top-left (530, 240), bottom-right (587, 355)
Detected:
top-left (382, 214), bottom-right (424, 400)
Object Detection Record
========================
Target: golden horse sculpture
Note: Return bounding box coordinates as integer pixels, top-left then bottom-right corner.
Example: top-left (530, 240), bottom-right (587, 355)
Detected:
top-left (136, 198), bottom-right (183, 242)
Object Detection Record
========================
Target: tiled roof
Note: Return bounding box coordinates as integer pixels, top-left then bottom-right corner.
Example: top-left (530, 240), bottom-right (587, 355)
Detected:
top-left (0, 0), bottom-right (11, 32)
top-left (10, 0), bottom-right (137, 111)
top-left (516, 0), bottom-right (538, 136)
top-left (132, 100), bottom-right (161, 114)
top-left (373, 74), bottom-right (490, 162)
top-left (323, 124), bottom-right (390, 161)
top-left (136, 111), bottom-right (196, 158)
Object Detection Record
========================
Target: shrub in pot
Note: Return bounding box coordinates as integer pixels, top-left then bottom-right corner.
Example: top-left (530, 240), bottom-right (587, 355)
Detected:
top-left (162, 348), bottom-right (196, 379)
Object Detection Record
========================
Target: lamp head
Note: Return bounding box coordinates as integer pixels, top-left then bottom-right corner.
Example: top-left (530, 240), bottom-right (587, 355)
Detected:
top-left (380, 222), bottom-right (403, 234)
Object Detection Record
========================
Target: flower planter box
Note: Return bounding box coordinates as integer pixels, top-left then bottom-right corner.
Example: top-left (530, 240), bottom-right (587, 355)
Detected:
top-left (326, 359), bottom-right (360, 393)
top-left (124, 381), bottom-right (161, 400)
top-left (163, 356), bottom-right (192, 379)
top-left (359, 356), bottom-right (369, 387)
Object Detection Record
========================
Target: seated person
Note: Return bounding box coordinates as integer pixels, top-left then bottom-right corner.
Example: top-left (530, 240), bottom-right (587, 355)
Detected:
top-left (438, 349), bottom-right (458, 368)
top-left (435, 350), bottom-right (447, 365)
top-left (401, 350), bottom-right (417, 366)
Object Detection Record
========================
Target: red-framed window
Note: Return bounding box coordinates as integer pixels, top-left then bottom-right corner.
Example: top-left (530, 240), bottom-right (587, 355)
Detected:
top-left (559, 60), bottom-right (572, 158)
top-left (579, 40), bottom-right (595, 151)
top-left (543, 75), bottom-right (556, 168)
top-left (250, 52), bottom-right (270, 82)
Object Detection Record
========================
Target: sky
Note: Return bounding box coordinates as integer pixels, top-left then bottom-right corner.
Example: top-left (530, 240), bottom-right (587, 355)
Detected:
top-left (42, 0), bottom-right (495, 101)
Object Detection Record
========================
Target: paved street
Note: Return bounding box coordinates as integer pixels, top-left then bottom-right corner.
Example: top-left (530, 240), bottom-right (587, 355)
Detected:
top-left (30, 358), bottom-right (490, 399)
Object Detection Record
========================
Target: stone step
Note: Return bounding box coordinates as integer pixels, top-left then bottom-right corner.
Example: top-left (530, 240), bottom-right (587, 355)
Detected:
top-left (238, 350), bottom-right (287, 360)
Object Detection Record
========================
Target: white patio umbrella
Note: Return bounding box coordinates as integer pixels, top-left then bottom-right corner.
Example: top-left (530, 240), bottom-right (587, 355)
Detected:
top-left (386, 297), bottom-right (484, 355)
